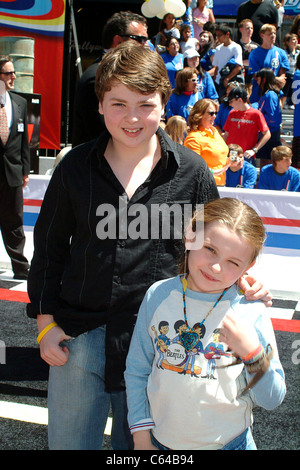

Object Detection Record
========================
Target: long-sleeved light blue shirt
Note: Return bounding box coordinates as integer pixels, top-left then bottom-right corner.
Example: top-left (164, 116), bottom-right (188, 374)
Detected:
top-left (125, 276), bottom-right (286, 450)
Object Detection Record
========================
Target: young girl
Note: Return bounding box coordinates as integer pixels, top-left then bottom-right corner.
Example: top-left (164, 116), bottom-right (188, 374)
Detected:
top-left (165, 115), bottom-right (188, 145)
top-left (179, 24), bottom-right (199, 53)
top-left (192, 0), bottom-right (215, 41)
top-left (125, 198), bottom-right (285, 450)
top-left (198, 30), bottom-right (216, 76)
top-left (155, 13), bottom-right (180, 48)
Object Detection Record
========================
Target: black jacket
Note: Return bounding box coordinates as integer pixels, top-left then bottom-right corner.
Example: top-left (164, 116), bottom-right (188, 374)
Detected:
top-left (27, 127), bottom-right (219, 391)
top-left (72, 51), bottom-right (106, 147)
top-left (0, 91), bottom-right (30, 187)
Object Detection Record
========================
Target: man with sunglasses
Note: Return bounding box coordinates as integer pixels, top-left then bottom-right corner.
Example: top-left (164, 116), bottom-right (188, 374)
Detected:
top-left (72, 11), bottom-right (149, 147)
top-left (0, 55), bottom-right (30, 279)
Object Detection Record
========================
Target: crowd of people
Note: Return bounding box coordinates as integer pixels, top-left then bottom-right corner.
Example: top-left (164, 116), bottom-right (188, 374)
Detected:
top-left (72, 5), bottom-right (300, 193)
top-left (149, 6), bottom-right (300, 192)
top-left (73, 4), bottom-right (300, 191)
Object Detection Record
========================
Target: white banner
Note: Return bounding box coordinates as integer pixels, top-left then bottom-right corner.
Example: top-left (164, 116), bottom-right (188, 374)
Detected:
top-left (219, 187), bottom-right (300, 256)
top-left (0, 176), bottom-right (299, 297)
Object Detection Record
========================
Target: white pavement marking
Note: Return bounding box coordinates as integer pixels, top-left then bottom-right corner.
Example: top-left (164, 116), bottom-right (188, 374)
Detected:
top-left (0, 401), bottom-right (112, 434)
top-left (267, 308), bottom-right (295, 320)
top-left (0, 401), bottom-right (48, 425)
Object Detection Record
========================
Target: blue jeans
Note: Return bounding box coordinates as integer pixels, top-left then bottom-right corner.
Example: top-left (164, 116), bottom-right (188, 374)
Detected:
top-left (48, 326), bottom-right (133, 450)
top-left (151, 427), bottom-right (257, 450)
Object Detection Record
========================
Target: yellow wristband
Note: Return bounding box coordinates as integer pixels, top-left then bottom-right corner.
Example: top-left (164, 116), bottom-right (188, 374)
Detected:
top-left (37, 321), bottom-right (58, 344)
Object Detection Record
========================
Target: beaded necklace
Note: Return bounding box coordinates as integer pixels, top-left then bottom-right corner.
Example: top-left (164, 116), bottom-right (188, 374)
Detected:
top-left (180, 275), bottom-right (227, 351)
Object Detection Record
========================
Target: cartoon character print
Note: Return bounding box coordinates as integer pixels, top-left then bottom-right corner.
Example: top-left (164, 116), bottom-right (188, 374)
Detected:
top-left (178, 322), bottom-right (206, 378)
top-left (152, 322), bottom-right (171, 369)
top-left (201, 328), bottom-right (231, 379)
top-left (151, 320), bottom-right (233, 379)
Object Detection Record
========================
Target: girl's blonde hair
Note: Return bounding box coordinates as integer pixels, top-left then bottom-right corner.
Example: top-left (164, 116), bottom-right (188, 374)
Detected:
top-left (165, 115), bottom-right (188, 144)
top-left (179, 198), bottom-right (265, 273)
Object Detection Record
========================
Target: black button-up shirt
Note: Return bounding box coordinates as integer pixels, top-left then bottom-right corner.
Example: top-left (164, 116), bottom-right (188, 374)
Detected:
top-left (27, 127), bottom-right (219, 390)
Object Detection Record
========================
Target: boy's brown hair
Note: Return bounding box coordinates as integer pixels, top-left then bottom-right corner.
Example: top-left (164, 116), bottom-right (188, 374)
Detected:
top-left (95, 42), bottom-right (172, 106)
top-left (271, 146), bottom-right (292, 168)
top-left (228, 143), bottom-right (243, 155)
top-left (238, 18), bottom-right (253, 28)
top-left (260, 24), bottom-right (276, 35)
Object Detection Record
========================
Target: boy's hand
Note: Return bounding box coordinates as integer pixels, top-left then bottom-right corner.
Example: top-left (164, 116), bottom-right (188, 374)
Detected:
top-left (220, 314), bottom-right (260, 358)
top-left (238, 274), bottom-right (273, 307)
top-left (37, 315), bottom-right (71, 367)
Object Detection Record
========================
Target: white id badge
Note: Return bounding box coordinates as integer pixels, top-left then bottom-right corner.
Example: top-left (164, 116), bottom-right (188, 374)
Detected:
top-left (18, 121), bottom-right (24, 132)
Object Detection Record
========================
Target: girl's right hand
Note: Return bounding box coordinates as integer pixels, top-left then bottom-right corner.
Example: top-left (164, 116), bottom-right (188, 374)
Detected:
top-left (133, 430), bottom-right (158, 450)
top-left (220, 313), bottom-right (260, 359)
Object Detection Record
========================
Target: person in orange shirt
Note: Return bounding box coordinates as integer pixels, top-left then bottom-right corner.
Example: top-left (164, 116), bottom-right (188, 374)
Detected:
top-left (184, 99), bottom-right (230, 185)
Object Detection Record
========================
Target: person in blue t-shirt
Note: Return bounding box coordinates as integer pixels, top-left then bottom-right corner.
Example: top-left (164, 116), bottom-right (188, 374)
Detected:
top-left (183, 49), bottom-right (218, 101)
top-left (166, 66), bottom-right (200, 121)
top-left (226, 144), bottom-right (257, 189)
top-left (198, 30), bottom-right (216, 73)
top-left (248, 24), bottom-right (289, 104)
top-left (292, 56), bottom-right (300, 170)
top-left (258, 146), bottom-right (300, 191)
top-left (161, 37), bottom-right (184, 89)
top-left (254, 68), bottom-right (282, 168)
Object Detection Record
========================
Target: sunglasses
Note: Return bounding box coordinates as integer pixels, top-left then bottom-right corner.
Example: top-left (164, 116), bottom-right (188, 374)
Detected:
top-left (187, 78), bottom-right (198, 82)
top-left (207, 111), bottom-right (217, 116)
top-left (120, 34), bottom-right (148, 45)
top-left (0, 71), bottom-right (16, 76)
